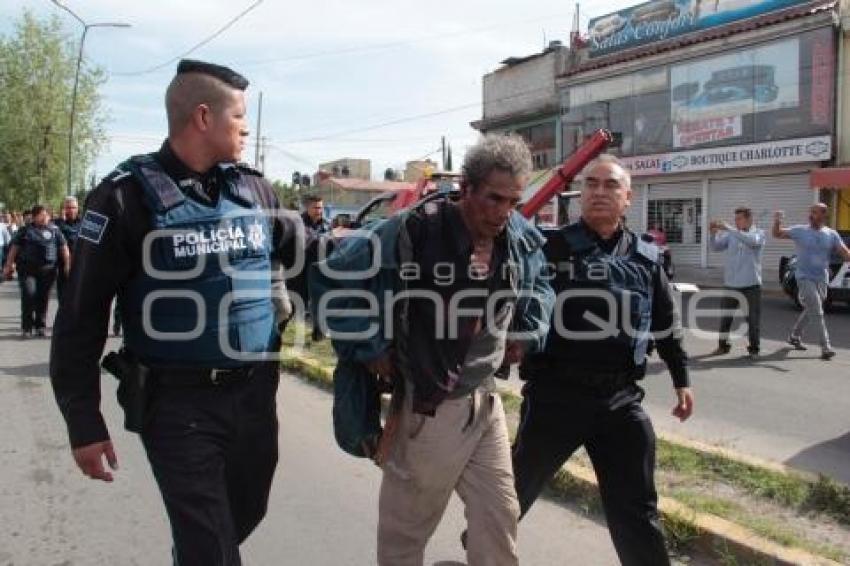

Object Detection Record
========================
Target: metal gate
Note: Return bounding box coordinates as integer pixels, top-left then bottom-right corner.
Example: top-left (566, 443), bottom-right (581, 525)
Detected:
top-left (707, 174), bottom-right (813, 270)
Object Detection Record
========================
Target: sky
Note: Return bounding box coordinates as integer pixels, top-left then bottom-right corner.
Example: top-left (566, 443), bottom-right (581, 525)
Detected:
top-left (1, 0), bottom-right (633, 184)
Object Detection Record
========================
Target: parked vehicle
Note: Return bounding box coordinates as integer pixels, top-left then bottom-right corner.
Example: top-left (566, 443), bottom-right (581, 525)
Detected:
top-left (685, 65), bottom-right (779, 107)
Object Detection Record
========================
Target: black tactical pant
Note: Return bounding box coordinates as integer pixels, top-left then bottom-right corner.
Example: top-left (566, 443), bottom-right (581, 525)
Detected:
top-left (718, 286), bottom-right (761, 353)
top-left (56, 267), bottom-right (69, 304)
top-left (18, 265), bottom-right (56, 332)
top-left (141, 363), bottom-right (280, 566)
top-left (512, 383), bottom-right (670, 566)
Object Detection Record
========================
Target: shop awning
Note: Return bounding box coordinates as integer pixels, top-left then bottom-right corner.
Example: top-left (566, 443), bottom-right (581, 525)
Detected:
top-left (811, 167), bottom-right (850, 189)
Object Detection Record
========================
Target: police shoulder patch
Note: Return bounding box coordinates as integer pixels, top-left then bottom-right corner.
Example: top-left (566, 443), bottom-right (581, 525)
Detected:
top-left (78, 210), bottom-right (110, 244)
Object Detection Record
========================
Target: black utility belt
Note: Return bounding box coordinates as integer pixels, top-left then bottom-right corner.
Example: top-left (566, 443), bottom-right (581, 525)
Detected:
top-left (152, 365), bottom-right (256, 387)
top-left (525, 361), bottom-right (640, 391)
top-left (17, 263), bottom-right (56, 273)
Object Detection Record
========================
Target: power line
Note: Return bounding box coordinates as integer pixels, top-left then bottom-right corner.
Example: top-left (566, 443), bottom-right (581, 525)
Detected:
top-left (233, 12), bottom-right (571, 68)
top-left (111, 0), bottom-right (264, 76)
top-left (276, 83), bottom-right (554, 144)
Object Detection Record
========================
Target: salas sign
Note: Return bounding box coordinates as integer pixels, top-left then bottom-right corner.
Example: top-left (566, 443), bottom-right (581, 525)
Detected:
top-left (622, 135), bottom-right (831, 176)
top-left (588, 0), bottom-right (810, 58)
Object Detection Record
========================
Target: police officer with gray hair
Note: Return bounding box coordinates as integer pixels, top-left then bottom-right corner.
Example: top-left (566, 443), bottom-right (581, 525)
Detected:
top-left (54, 195), bottom-right (82, 303)
top-left (50, 60), bottom-right (298, 565)
top-left (513, 154), bottom-right (694, 565)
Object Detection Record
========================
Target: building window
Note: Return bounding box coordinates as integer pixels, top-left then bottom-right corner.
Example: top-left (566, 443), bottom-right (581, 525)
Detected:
top-left (560, 27), bottom-right (834, 159)
top-left (513, 122), bottom-right (556, 170)
top-left (647, 198), bottom-right (702, 245)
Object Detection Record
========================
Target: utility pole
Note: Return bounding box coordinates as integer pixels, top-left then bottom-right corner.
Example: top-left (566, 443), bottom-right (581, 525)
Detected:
top-left (441, 136), bottom-right (446, 170)
top-left (259, 136), bottom-right (267, 174)
top-left (254, 91), bottom-right (263, 169)
top-left (51, 1), bottom-right (130, 197)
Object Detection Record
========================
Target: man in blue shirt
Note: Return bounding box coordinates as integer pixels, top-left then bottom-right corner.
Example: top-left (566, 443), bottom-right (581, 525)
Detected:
top-left (773, 203), bottom-right (850, 360)
top-left (709, 207), bottom-right (765, 359)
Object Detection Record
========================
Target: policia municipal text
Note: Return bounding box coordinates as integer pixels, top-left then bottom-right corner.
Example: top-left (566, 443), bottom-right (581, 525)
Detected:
top-left (49, 60), bottom-right (298, 566)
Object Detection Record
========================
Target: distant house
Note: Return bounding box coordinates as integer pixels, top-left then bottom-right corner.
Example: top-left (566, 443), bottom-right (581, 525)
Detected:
top-left (314, 176), bottom-right (416, 208)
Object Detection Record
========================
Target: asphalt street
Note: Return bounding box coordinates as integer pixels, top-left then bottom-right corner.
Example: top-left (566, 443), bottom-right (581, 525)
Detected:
top-left (653, 292), bottom-right (850, 483)
top-left (0, 282), bottom-right (620, 566)
top-left (1, 277), bottom-right (848, 564)
top-left (507, 291), bottom-right (850, 483)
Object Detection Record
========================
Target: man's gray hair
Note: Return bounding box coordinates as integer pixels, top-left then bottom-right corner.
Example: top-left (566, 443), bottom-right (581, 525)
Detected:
top-left (580, 153), bottom-right (632, 188)
top-left (462, 133), bottom-right (532, 190)
top-left (63, 196), bottom-right (78, 206)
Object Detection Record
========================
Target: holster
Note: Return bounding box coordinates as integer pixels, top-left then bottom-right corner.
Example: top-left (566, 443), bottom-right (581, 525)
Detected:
top-left (102, 350), bottom-right (152, 434)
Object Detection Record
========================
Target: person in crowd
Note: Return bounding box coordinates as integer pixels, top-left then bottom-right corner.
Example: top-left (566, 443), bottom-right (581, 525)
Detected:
top-left (512, 155), bottom-right (693, 566)
top-left (2, 204), bottom-right (69, 337)
top-left (54, 196), bottom-right (82, 302)
top-left (312, 134), bottom-right (554, 565)
top-left (49, 59), bottom-right (297, 565)
top-left (709, 207), bottom-right (766, 360)
top-left (773, 204), bottom-right (850, 360)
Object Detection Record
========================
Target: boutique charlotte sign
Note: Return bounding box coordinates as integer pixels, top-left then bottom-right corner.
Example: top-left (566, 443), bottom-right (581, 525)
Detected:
top-left (621, 135), bottom-right (832, 176)
top-left (588, 0), bottom-right (810, 58)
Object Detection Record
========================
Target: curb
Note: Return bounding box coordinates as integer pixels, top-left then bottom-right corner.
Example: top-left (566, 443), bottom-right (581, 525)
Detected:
top-left (563, 462), bottom-right (840, 566)
top-left (657, 429), bottom-right (813, 480)
top-left (280, 349), bottom-right (840, 565)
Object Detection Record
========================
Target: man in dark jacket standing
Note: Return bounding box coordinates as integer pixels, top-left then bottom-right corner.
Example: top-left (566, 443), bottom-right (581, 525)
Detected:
top-left (313, 134), bottom-right (554, 566)
top-left (54, 196), bottom-right (82, 303)
top-left (513, 155), bottom-right (694, 566)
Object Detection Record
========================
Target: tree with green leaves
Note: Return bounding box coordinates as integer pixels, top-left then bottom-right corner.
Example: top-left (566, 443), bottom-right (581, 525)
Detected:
top-left (0, 10), bottom-right (107, 212)
top-left (271, 179), bottom-right (299, 210)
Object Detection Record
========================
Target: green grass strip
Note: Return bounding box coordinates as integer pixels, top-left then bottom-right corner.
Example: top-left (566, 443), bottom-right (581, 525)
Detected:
top-left (280, 322), bottom-right (850, 530)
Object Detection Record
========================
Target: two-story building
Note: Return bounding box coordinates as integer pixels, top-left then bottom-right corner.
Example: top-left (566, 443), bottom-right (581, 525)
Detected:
top-left (475, 0), bottom-right (848, 270)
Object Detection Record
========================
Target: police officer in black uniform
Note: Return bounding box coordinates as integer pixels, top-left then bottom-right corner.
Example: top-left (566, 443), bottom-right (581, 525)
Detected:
top-left (50, 60), bottom-right (298, 566)
top-left (54, 196), bottom-right (82, 302)
top-left (513, 155), bottom-right (694, 566)
top-left (3, 204), bottom-right (69, 337)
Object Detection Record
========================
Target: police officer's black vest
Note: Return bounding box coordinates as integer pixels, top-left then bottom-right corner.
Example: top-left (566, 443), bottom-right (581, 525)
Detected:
top-left (535, 222), bottom-right (659, 373)
top-left (55, 218), bottom-right (81, 250)
top-left (119, 154), bottom-right (276, 368)
top-left (16, 224), bottom-right (61, 268)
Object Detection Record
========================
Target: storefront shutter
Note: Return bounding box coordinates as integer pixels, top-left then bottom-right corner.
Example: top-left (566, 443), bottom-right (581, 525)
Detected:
top-left (707, 174), bottom-right (813, 273)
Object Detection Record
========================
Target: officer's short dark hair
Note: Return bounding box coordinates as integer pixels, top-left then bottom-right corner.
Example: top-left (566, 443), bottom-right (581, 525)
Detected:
top-left (165, 59), bottom-right (249, 134)
top-left (303, 194), bottom-right (323, 206)
top-left (734, 207), bottom-right (752, 219)
top-left (176, 60), bottom-right (249, 90)
top-left (30, 204), bottom-right (47, 217)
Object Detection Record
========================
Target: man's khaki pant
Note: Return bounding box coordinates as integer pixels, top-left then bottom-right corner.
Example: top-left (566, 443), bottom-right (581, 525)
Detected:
top-left (377, 387), bottom-right (520, 566)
